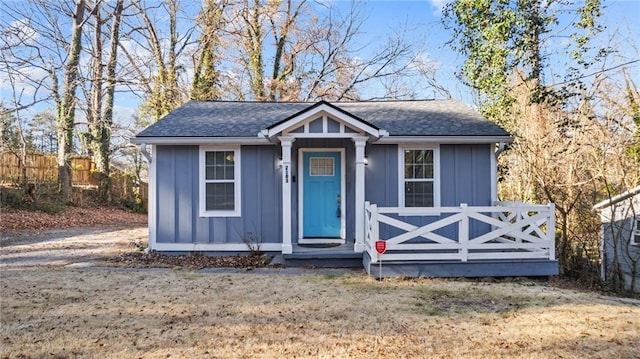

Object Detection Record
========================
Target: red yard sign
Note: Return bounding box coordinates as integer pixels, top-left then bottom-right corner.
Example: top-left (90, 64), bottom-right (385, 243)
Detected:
top-left (375, 240), bottom-right (387, 254)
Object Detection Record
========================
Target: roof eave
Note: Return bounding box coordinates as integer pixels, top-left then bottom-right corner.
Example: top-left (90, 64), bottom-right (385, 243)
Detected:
top-left (375, 135), bottom-right (514, 144)
top-left (593, 185), bottom-right (640, 210)
top-left (131, 136), bottom-right (272, 145)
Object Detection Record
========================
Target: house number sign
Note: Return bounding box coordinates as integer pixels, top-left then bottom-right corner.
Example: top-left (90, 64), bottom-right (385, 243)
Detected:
top-left (284, 165), bottom-right (289, 184)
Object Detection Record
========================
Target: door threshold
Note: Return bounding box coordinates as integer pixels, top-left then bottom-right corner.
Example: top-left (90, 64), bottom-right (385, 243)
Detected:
top-left (298, 238), bottom-right (346, 245)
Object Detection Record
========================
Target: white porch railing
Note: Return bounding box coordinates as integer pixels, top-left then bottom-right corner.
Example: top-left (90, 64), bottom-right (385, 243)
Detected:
top-left (364, 201), bottom-right (556, 264)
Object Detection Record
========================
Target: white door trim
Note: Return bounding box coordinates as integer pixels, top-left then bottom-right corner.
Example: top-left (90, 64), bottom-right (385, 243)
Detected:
top-left (298, 147), bottom-right (346, 244)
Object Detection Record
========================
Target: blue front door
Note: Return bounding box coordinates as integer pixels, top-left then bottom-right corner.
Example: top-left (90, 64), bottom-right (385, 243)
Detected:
top-left (303, 151), bottom-right (342, 238)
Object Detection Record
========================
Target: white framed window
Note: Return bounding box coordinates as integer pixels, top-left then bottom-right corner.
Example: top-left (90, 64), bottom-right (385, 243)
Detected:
top-left (633, 216), bottom-right (640, 245)
top-left (398, 145), bottom-right (440, 208)
top-left (310, 157), bottom-right (335, 176)
top-left (199, 146), bottom-right (241, 217)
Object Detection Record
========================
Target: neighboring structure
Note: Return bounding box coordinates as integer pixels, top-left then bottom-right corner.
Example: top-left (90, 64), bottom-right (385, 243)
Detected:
top-left (593, 186), bottom-right (640, 293)
top-left (132, 100), bottom-right (558, 277)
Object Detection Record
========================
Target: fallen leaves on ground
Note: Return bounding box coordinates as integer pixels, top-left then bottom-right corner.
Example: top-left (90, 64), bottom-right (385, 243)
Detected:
top-left (107, 251), bottom-right (272, 269)
top-left (0, 207), bottom-right (147, 233)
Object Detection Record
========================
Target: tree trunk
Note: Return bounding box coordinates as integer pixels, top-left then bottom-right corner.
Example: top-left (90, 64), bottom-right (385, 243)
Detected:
top-left (98, 0), bottom-right (124, 203)
top-left (86, 0), bottom-right (123, 203)
top-left (166, 0), bottom-right (178, 114)
top-left (191, 0), bottom-right (225, 101)
top-left (558, 209), bottom-right (570, 275)
top-left (88, 3), bottom-right (106, 201)
top-left (243, 0), bottom-right (265, 100)
top-left (57, 0), bottom-right (85, 203)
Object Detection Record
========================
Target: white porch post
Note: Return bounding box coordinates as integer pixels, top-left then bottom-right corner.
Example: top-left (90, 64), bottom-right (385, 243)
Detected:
top-left (280, 136), bottom-right (295, 254)
top-left (353, 136), bottom-right (367, 252)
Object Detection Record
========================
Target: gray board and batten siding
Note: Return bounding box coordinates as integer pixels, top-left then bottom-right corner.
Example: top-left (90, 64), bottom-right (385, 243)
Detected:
top-left (602, 215), bottom-right (640, 292)
top-left (152, 142), bottom-right (493, 246)
top-left (155, 145), bottom-right (282, 246)
top-left (595, 187), bottom-right (640, 292)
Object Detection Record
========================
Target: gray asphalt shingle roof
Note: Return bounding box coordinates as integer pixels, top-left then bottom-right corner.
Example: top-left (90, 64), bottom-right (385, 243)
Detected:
top-left (135, 100), bottom-right (510, 138)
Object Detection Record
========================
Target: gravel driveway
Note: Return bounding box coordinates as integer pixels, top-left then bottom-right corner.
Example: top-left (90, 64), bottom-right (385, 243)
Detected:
top-left (0, 226), bottom-right (147, 269)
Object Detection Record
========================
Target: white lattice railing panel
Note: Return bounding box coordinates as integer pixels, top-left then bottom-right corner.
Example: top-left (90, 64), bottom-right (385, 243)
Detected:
top-left (364, 202), bottom-right (555, 263)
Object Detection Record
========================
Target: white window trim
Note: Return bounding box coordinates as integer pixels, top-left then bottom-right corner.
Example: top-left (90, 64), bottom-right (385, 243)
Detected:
top-left (309, 156), bottom-right (335, 176)
top-left (199, 145), bottom-right (241, 217)
top-left (633, 216), bottom-right (640, 246)
top-left (398, 145), bottom-right (441, 211)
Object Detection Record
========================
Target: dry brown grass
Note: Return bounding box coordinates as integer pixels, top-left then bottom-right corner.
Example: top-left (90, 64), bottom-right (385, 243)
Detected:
top-left (1, 269), bottom-right (638, 358)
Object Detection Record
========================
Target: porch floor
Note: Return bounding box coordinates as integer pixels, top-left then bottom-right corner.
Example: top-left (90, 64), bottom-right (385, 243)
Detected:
top-left (274, 244), bottom-right (559, 277)
top-left (363, 252), bottom-right (559, 278)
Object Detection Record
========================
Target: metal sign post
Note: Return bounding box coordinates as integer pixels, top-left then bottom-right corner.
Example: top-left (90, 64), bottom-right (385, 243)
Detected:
top-left (374, 240), bottom-right (386, 281)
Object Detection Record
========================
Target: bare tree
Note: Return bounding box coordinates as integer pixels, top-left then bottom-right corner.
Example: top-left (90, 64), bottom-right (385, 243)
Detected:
top-left (0, 85), bottom-right (31, 192)
top-left (219, 1), bottom-right (431, 102)
top-left (82, 0), bottom-right (124, 202)
top-left (190, 0), bottom-right (228, 101)
top-left (296, 2), bottom-right (415, 101)
top-left (120, 0), bottom-right (194, 122)
top-left (1, 0), bottom-right (98, 202)
top-left (54, 0), bottom-right (93, 203)
top-left (0, 3), bottom-right (55, 117)
top-left (0, 13), bottom-right (44, 192)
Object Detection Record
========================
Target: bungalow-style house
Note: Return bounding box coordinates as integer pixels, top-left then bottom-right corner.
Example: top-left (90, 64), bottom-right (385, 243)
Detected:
top-left (132, 100), bottom-right (558, 277)
top-left (593, 186), bottom-right (640, 293)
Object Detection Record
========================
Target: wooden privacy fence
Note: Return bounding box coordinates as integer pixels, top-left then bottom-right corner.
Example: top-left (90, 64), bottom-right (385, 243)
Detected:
top-left (1, 152), bottom-right (93, 185)
top-left (0, 152), bottom-right (147, 203)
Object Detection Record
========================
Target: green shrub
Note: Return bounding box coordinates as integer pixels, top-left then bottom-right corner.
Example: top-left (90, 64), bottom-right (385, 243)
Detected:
top-left (0, 187), bottom-right (25, 209)
top-left (0, 184), bottom-right (66, 213)
top-left (122, 194), bottom-right (147, 214)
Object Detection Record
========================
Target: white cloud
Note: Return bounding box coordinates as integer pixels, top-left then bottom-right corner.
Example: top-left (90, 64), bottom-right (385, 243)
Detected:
top-left (0, 66), bottom-right (50, 97)
top-left (113, 104), bottom-right (137, 126)
top-left (4, 19), bottom-right (39, 47)
top-left (408, 51), bottom-right (441, 74)
top-left (429, 0), bottom-right (448, 15)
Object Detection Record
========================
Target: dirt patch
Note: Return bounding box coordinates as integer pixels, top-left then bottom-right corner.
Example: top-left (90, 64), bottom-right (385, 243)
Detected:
top-left (0, 225), bottom-right (270, 270)
top-left (0, 226), bottom-right (148, 268)
top-left (0, 208), bottom-right (269, 270)
top-left (414, 286), bottom-right (537, 315)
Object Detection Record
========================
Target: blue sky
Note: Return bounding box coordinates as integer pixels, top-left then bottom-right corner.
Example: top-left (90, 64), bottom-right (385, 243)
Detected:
top-left (344, 0), bottom-right (640, 103)
top-left (2, 0), bottom-right (639, 125)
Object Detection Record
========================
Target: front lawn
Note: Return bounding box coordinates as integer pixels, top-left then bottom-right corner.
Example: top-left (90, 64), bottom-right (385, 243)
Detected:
top-left (1, 269), bottom-right (638, 358)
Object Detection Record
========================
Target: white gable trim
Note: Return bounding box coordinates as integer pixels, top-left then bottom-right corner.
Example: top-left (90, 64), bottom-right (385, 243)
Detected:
top-left (266, 103), bottom-right (381, 138)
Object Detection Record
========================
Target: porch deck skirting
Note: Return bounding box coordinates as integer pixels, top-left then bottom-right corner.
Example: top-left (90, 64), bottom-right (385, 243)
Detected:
top-left (363, 201), bottom-right (558, 277)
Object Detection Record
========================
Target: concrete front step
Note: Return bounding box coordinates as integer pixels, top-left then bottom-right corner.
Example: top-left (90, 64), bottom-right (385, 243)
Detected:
top-left (281, 251), bottom-right (363, 268)
top-left (275, 243), bottom-right (363, 268)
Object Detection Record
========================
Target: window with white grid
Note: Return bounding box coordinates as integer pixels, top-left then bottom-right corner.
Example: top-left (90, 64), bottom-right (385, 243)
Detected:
top-left (310, 157), bottom-right (334, 176)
